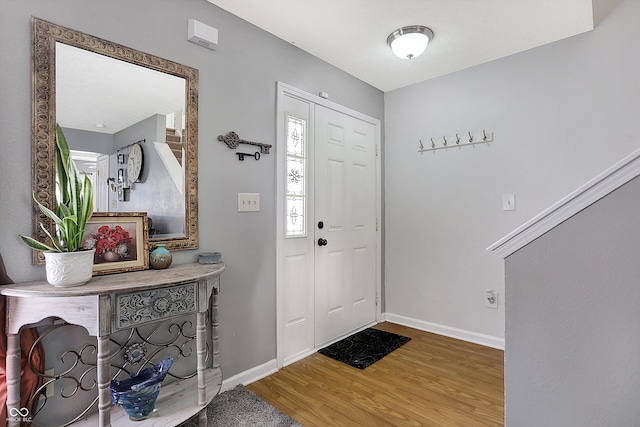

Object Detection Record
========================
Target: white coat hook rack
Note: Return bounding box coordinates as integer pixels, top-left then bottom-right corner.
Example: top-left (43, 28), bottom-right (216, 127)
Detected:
top-left (419, 130), bottom-right (494, 153)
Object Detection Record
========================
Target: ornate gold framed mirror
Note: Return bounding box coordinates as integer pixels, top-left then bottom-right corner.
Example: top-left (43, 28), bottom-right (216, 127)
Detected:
top-left (31, 18), bottom-right (199, 263)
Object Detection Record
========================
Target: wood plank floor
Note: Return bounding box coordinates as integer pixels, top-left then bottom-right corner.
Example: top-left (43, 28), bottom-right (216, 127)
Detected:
top-left (247, 322), bottom-right (504, 427)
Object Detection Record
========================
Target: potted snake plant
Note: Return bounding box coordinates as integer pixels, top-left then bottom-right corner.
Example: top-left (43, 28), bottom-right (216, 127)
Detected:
top-left (20, 124), bottom-right (95, 287)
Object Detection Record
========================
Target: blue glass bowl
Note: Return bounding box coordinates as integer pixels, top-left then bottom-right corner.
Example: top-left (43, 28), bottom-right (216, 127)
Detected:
top-left (110, 357), bottom-right (173, 421)
top-left (111, 382), bottom-right (161, 421)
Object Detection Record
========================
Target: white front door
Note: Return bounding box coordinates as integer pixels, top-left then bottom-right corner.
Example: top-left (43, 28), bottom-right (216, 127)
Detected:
top-left (276, 83), bottom-right (381, 367)
top-left (313, 105), bottom-right (378, 347)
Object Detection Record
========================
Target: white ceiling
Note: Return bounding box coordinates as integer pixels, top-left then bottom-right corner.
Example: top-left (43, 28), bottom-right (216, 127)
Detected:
top-left (208, 0), bottom-right (594, 92)
top-left (56, 43), bottom-right (185, 134)
top-left (56, 1), bottom-right (595, 135)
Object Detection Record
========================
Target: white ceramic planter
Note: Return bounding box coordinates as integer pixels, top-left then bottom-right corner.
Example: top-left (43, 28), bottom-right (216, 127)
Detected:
top-left (44, 250), bottom-right (94, 287)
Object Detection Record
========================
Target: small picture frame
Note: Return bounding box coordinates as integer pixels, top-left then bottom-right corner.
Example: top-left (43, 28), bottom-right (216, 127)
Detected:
top-left (118, 153), bottom-right (125, 164)
top-left (118, 168), bottom-right (124, 182)
top-left (82, 212), bottom-right (149, 275)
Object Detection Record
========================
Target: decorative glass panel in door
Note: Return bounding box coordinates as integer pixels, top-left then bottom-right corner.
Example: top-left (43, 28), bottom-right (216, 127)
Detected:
top-left (285, 115), bottom-right (307, 237)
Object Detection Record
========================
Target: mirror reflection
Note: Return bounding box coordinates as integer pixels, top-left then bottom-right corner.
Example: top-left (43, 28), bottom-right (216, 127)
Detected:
top-left (57, 42), bottom-right (186, 238)
top-left (31, 17), bottom-right (200, 263)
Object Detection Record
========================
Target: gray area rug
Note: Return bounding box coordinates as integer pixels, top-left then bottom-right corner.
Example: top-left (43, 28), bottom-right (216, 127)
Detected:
top-left (177, 384), bottom-right (302, 427)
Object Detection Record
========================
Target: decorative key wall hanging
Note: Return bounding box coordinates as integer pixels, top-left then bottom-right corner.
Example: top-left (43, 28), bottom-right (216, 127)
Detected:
top-left (218, 131), bottom-right (272, 161)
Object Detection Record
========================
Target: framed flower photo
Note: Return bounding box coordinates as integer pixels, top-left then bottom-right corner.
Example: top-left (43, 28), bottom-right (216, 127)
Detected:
top-left (82, 212), bottom-right (149, 275)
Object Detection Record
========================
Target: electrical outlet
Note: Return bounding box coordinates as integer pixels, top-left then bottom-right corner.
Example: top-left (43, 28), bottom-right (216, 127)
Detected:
top-left (237, 193), bottom-right (260, 212)
top-left (45, 368), bottom-right (55, 398)
top-left (485, 290), bottom-right (498, 309)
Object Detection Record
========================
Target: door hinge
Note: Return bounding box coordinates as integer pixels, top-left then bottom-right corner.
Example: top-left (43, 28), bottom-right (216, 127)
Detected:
top-left (376, 218), bottom-right (379, 231)
top-left (376, 144), bottom-right (379, 156)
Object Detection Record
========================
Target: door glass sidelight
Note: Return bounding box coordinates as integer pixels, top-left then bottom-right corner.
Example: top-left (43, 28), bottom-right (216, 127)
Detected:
top-left (285, 115), bottom-right (307, 237)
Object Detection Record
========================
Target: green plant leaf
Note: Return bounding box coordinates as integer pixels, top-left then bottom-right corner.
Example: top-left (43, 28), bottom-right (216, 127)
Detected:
top-left (33, 192), bottom-right (63, 226)
top-left (79, 174), bottom-right (94, 229)
top-left (56, 124), bottom-right (71, 206)
top-left (39, 222), bottom-right (65, 252)
top-left (22, 124), bottom-right (94, 252)
top-left (19, 235), bottom-right (57, 252)
top-left (61, 215), bottom-right (79, 251)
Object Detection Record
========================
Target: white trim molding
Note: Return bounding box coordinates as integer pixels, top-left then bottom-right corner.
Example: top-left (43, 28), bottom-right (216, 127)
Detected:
top-left (383, 313), bottom-right (504, 350)
top-left (487, 147), bottom-right (640, 259)
top-left (220, 359), bottom-right (279, 392)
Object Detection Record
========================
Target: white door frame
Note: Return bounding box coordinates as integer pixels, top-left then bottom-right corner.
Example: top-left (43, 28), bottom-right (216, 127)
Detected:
top-left (275, 82), bottom-right (382, 368)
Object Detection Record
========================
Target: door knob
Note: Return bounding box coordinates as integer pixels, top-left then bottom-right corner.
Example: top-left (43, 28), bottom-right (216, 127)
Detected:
top-left (317, 238), bottom-right (328, 246)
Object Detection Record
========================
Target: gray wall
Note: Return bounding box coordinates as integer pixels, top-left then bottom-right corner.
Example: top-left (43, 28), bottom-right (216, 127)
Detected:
top-left (111, 114), bottom-right (185, 235)
top-left (0, 0), bottom-right (383, 388)
top-left (62, 127), bottom-right (115, 154)
top-left (383, 0), bottom-right (640, 343)
top-left (505, 175), bottom-right (640, 426)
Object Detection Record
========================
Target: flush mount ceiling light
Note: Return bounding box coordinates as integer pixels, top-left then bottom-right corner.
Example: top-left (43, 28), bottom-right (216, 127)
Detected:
top-left (387, 25), bottom-right (434, 60)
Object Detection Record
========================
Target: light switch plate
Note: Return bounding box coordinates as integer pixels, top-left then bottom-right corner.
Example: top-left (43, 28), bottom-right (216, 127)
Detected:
top-left (238, 193), bottom-right (260, 212)
top-left (503, 193), bottom-right (516, 211)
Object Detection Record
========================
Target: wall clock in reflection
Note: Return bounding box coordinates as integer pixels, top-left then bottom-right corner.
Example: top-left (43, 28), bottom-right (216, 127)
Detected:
top-left (127, 143), bottom-right (144, 183)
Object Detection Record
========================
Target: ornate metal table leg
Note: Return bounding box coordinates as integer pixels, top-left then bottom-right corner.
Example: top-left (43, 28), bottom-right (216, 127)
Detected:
top-left (5, 333), bottom-right (21, 427)
top-left (97, 334), bottom-right (111, 426)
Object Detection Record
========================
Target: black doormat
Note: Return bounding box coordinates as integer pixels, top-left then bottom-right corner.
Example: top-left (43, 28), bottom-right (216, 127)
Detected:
top-left (318, 328), bottom-right (411, 369)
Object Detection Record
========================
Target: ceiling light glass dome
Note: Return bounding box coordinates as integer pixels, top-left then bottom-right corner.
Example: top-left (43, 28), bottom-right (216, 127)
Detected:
top-left (387, 25), bottom-right (434, 59)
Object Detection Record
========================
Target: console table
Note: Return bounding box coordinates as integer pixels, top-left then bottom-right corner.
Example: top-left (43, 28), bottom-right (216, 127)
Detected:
top-left (0, 262), bottom-right (224, 427)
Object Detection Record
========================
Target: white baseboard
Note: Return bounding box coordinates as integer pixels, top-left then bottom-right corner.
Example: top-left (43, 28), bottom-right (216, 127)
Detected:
top-left (220, 358), bottom-right (279, 392)
top-left (383, 313), bottom-right (505, 350)
top-left (283, 348), bottom-right (317, 367)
